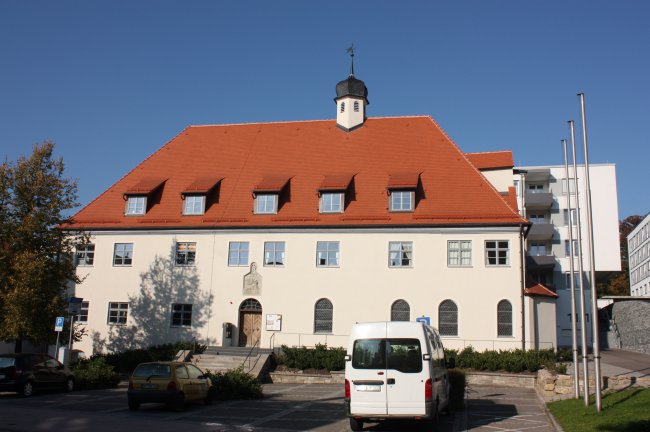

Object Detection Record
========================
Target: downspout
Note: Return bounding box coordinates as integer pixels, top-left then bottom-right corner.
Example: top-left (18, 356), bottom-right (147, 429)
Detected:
top-left (520, 223), bottom-right (527, 351)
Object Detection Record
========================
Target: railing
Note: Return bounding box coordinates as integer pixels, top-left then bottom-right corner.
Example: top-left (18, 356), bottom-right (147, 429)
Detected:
top-left (242, 338), bottom-right (260, 372)
top-left (269, 332), bottom-right (276, 351)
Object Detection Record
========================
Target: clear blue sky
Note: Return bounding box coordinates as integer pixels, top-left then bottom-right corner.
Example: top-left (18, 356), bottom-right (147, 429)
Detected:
top-left (1, 1), bottom-right (648, 219)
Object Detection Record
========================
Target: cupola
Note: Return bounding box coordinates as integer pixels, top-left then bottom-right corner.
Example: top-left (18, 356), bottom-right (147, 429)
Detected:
top-left (335, 46), bottom-right (368, 132)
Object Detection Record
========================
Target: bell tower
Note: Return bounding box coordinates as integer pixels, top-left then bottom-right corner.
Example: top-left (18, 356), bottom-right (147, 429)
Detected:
top-left (335, 46), bottom-right (369, 132)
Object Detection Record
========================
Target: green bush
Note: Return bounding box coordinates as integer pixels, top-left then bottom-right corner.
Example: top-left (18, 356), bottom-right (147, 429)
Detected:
top-left (205, 367), bottom-right (263, 400)
top-left (444, 347), bottom-right (563, 373)
top-left (277, 344), bottom-right (346, 371)
top-left (448, 369), bottom-right (466, 410)
top-left (94, 340), bottom-right (206, 374)
top-left (72, 357), bottom-right (121, 390)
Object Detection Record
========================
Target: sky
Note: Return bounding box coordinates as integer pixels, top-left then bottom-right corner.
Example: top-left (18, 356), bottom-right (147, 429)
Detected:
top-left (1, 1), bottom-right (648, 219)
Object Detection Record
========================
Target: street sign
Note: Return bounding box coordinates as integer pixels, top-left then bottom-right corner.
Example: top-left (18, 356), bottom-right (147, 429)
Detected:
top-left (416, 316), bottom-right (430, 325)
top-left (55, 316), bottom-right (65, 332)
top-left (68, 297), bottom-right (83, 315)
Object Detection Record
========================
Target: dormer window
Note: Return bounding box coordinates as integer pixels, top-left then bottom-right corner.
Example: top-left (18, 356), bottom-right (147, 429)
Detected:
top-left (320, 192), bottom-right (343, 213)
top-left (126, 196), bottom-right (146, 215)
top-left (183, 195), bottom-right (205, 215)
top-left (253, 176), bottom-right (291, 215)
top-left (387, 173), bottom-right (420, 213)
top-left (318, 174), bottom-right (354, 214)
top-left (255, 193), bottom-right (278, 214)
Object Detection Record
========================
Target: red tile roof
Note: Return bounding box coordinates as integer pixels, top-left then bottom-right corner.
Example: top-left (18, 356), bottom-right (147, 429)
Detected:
top-left (502, 186), bottom-right (519, 212)
top-left (465, 151), bottom-right (514, 170)
top-left (525, 282), bottom-right (559, 298)
top-left (125, 178), bottom-right (167, 195)
top-left (387, 173), bottom-right (420, 189)
top-left (66, 116), bottom-right (527, 229)
top-left (253, 176), bottom-right (291, 193)
top-left (319, 174), bottom-right (355, 191)
top-left (182, 177), bottom-right (223, 194)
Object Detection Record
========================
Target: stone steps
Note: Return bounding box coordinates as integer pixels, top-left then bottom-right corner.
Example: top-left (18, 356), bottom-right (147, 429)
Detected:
top-left (191, 346), bottom-right (273, 379)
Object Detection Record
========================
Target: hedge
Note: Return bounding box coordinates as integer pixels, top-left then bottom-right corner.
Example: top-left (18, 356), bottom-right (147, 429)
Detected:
top-left (277, 344), bottom-right (346, 371)
top-left (204, 367), bottom-right (263, 400)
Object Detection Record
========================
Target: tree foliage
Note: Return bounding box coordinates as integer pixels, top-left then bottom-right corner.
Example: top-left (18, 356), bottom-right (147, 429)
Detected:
top-left (598, 215), bottom-right (644, 296)
top-left (0, 142), bottom-right (84, 352)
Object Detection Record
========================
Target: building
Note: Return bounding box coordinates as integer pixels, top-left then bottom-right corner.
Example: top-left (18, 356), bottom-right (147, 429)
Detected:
top-left (513, 164), bottom-right (620, 348)
top-left (65, 68), bottom-right (557, 356)
top-left (628, 212), bottom-right (650, 297)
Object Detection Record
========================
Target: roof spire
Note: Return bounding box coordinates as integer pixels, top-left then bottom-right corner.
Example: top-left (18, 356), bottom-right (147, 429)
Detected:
top-left (346, 44), bottom-right (355, 77)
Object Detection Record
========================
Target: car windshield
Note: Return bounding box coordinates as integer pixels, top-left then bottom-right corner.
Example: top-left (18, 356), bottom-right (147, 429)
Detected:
top-left (132, 363), bottom-right (171, 378)
top-left (0, 357), bottom-right (16, 368)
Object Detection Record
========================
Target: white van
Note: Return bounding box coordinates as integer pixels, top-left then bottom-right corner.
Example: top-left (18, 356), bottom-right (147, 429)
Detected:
top-left (344, 321), bottom-right (453, 431)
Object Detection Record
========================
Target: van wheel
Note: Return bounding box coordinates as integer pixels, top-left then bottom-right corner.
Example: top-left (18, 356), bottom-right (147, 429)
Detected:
top-left (349, 417), bottom-right (364, 431)
top-left (20, 381), bottom-right (35, 397)
top-left (429, 400), bottom-right (440, 427)
top-left (65, 377), bottom-right (75, 392)
top-left (171, 393), bottom-right (185, 411)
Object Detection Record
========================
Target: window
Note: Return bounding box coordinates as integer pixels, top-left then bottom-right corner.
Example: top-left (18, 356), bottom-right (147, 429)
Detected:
top-left (320, 192), bottom-right (343, 213)
top-left (389, 242), bottom-right (413, 267)
top-left (74, 301), bottom-right (89, 323)
top-left (562, 178), bottom-right (576, 194)
top-left (171, 304), bottom-right (192, 327)
top-left (563, 209), bottom-right (577, 226)
top-left (529, 214), bottom-right (545, 224)
top-left (340, 101), bottom-right (345, 113)
top-left (497, 300), bottom-right (513, 337)
top-left (565, 272), bottom-right (582, 289)
top-left (125, 196), bottom-right (146, 215)
top-left (513, 179), bottom-right (520, 196)
top-left (565, 239), bottom-right (579, 257)
top-left (438, 300), bottom-right (458, 336)
top-left (264, 241), bottom-right (285, 267)
top-left (108, 302), bottom-right (128, 325)
top-left (75, 244), bottom-right (95, 266)
top-left (528, 184), bottom-right (544, 193)
top-left (391, 300), bottom-right (410, 321)
top-left (254, 194), bottom-right (277, 214)
top-left (113, 243), bottom-right (133, 266)
top-left (316, 241), bottom-right (339, 267)
top-left (353, 100), bottom-right (359, 112)
top-left (175, 242), bottom-right (196, 266)
top-left (448, 240), bottom-right (472, 266)
top-left (183, 195), bottom-right (205, 215)
top-left (228, 242), bottom-right (249, 266)
top-left (390, 191), bottom-right (414, 212)
top-left (314, 298), bottom-right (333, 333)
top-left (529, 243), bottom-right (547, 256)
top-left (175, 364), bottom-right (189, 379)
top-left (352, 338), bottom-right (422, 373)
top-left (485, 241), bottom-right (509, 266)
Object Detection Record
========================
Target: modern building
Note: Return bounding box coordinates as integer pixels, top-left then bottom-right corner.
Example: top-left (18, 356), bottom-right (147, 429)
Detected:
top-left (65, 67), bottom-right (562, 356)
top-left (628, 212), bottom-right (650, 297)
top-left (512, 164), bottom-right (621, 348)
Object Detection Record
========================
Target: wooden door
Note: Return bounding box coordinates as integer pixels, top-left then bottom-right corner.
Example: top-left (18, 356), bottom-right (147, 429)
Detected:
top-left (239, 312), bottom-right (262, 347)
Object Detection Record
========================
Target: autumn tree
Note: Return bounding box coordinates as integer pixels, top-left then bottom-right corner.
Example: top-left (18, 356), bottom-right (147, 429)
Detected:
top-left (598, 214), bottom-right (644, 296)
top-left (0, 142), bottom-right (84, 352)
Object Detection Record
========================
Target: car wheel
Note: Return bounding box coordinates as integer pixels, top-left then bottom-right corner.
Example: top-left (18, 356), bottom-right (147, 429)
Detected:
top-left (128, 397), bottom-right (141, 411)
top-left (349, 417), bottom-right (364, 431)
top-left (65, 377), bottom-right (74, 392)
top-left (20, 381), bottom-right (35, 397)
top-left (429, 399), bottom-right (440, 428)
top-left (172, 392), bottom-right (185, 411)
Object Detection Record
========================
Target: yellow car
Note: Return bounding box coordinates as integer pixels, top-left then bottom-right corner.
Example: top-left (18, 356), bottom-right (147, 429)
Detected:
top-left (127, 361), bottom-right (214, 411)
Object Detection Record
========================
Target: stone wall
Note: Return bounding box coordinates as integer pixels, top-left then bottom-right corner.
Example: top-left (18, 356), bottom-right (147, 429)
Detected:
top-left (612, 300), bottom-right (650, 354)
top-left (536, 369), bottom-right (650, 401)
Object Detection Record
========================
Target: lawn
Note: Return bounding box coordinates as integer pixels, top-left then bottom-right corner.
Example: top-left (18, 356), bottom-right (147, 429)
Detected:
top-left (548, 388), bottom-right (650, 432)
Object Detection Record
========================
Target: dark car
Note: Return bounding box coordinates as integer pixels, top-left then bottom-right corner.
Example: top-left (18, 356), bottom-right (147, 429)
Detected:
top-left (0, 353), bottom-right (75, 397)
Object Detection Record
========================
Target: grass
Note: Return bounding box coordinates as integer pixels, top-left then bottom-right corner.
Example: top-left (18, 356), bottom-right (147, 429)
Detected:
top-left (548, 388), bottom-right (650, 432)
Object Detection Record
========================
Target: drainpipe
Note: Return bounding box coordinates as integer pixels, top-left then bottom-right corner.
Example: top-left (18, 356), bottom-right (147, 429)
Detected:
top-left (520, 223), bottom-right (527, 351)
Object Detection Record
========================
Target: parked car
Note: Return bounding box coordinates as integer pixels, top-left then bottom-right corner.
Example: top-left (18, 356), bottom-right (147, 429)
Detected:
top-left (0, 353), bottom-right (75, 397)
top-left (344, 321), bottom-right (454, 431)
top-left (127, 361), bottom-right (215, 411)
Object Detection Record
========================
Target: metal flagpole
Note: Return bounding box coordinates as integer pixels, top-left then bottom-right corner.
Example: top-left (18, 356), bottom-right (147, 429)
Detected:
top-left (569, 120), bottom-right (590, 406)
top-left (562, 139), bottom-right (580, 399)
top-left (578, 92), bottom-right (603, 412)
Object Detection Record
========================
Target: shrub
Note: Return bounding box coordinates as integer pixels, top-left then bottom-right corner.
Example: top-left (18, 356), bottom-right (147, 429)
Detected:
top-left (94, 340), bottom-right (206, 374)
top-left (277, 344), bottom-right (346, 371)
top-left (205, 366), bottom-right (263, 400)
top-left (444, 347), bottom-right (564, 373)
top-left (72, 357), bottom-right (121, 390)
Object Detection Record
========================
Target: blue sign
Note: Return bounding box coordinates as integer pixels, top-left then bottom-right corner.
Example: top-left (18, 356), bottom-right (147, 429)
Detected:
top-left (55, 316), bottom-right (65, 332)
top-left (416, 316), bottom-right (430, 325)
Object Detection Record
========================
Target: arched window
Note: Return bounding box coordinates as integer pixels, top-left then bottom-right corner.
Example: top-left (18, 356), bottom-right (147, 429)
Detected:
top-left (391, 300), bottom-right (410, 321)
top-left (314, 298), bottom-right (333, 333)
top-left (353, 100), bottom-right (359, 112)
top-left (497, 300), bottom-right (513, 337)
top-left (438, 300), bottom-right (458, 336)
top-left (340, 102), bottom-right (345, 113)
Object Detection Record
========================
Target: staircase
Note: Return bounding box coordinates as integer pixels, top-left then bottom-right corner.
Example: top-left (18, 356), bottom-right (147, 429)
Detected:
top-left (191, 346), bottom-right (273, 380)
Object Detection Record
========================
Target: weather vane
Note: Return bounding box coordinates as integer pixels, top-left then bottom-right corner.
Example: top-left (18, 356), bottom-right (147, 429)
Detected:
top-left (346, 44), bottom-right (355, 77)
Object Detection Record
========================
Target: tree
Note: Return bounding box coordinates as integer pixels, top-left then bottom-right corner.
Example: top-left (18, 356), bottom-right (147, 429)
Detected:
top-left (598, 214), bottom-right (644, 296)
top-left (0, 142), bottom-right (84, 352)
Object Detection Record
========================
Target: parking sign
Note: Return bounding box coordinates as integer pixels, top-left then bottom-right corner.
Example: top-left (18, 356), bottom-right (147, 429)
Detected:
top-left (55, 316), bottom-right (65, 332)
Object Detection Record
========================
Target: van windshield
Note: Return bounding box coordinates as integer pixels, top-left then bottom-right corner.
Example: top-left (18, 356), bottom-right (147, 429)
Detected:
top-left (352, 338), bottom-right (422, 373)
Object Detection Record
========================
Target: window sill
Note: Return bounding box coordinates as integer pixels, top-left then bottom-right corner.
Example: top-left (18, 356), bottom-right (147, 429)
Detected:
top-left (447, 265), bottom-right (473, 268)
top-left (316, 265), bottom-right (340, 268)
top-left (388, 266), bottom-right (413, 269)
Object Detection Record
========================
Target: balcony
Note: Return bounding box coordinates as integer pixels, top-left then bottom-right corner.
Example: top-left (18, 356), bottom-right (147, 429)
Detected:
top-left (527, 223), bottom-right (555, 241)
top-left (526, 255), bottom-right (556, 269)
top-left (525, 192), bottom-right (554, 210)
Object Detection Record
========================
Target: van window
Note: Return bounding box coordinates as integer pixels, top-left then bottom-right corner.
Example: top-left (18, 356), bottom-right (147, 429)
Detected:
top-left (352, 338), bottom-right (422, 373)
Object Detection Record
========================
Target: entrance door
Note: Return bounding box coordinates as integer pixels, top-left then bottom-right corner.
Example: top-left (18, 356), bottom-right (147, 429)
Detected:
top-left (238, 299), bottom-right (262, 347)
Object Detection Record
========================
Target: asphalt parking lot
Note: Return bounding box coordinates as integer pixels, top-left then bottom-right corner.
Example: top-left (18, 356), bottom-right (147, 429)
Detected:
top-left (0, 383), bottom-right (554, 432)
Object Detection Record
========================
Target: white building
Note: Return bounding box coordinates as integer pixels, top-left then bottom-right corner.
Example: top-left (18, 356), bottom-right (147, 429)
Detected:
top-left (628, 212), bottom-right (650, 297)
top-left (66, 69), bottom-right (557, 356)
top-left (513, 164), bottom-right (621, 347)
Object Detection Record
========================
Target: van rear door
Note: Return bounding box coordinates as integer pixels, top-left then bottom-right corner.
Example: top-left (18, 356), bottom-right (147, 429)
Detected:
top-left (385, 334), bottom-right (426, 416)
top-left (350, 337), bottom-right (388, 415)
